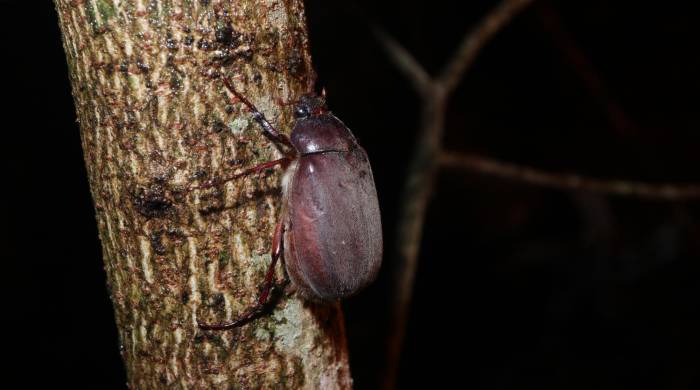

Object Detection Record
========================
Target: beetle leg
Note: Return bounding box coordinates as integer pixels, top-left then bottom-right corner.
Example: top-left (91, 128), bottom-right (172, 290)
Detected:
top-left (220, 76), bottom-right (295, 150)
top-left (189, 157), bottom-right (291, 191)
top-left (198, 220), bottom-right (285, 330)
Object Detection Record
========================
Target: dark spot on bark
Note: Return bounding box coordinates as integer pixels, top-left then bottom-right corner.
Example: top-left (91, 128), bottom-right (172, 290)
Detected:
top-left (165, 227), bottom-right (187, 246)
top-left (287, 50), bottom-right (305, 78)
top-left (147, 96), bottom-right (160, 126)
top-left (152, 175), bottom-right (168, 185)
top-left (225, 104), bottom-right (234, 113)
top-left (170, 73), bottom-right (182, 91)
top-left (119, 61), bottom-right (129, 74)
top-left (215, 25), bottom-right (236, 45)
top-left (218, 251), bottom-right (230, 268)
top-left (238, 48), bottom-right (254, 61)
top-left (255, 198), bottom-right (268, 221)
top-left (132, 184), bottom-right (172, 219)
top-left (149, 150), bottom-right (166, 165)
top-left (136, 59), bottom-right (150, 73)
top-left (253, 72), bottom-right (262, 84)
top-left (166, 36), bottom-right (178, 50)
top-left (205, 332), bottom-right (224, 346)
top-left (359, 169), bottom-right (367, 178)
top-left (150, 231), bottom-right (166, 255)
top-left (198, 187), bottom-right (225, 215)
top-left (159, 374), bottom-right (167, 385)
top-left (209, 69), bottom-right (221, 80)
top-left (212, 119), bottom-right (226, 133)
top-left (137, 349), bottom-right (151, 358)
top-left (212, 49), bottom-right (234, 66)
top-left (181, 290), bottom-right (189, 304)
top-left (199, 0), bottom-right (210, 6)
top-left (184, 35), bottom-right (194, 46)
top-left (197, 39), bottom-right (211, 51)
top-left (194, 333), bottom-right (205, 344)
top-left (192, 170), bottom-right (208, 182)
top-left (209, 293), bottom-right (225, 308)
top-left (228, 158), bottom-right (244, 166)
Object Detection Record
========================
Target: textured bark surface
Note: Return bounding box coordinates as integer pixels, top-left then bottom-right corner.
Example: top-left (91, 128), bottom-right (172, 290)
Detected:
top-left (54, 1), bottom-right (352, 388)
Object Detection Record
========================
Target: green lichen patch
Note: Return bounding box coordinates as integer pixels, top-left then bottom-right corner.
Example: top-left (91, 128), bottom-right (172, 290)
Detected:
top-left (96, 0), bottom-right (115, 20)
top-left (228, 116), bottom-right (249, 135)
top-left (218, 250), bottom-right (231, 268)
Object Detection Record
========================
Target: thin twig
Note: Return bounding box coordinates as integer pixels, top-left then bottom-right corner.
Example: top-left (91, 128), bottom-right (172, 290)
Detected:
top-left (535, 3), bottom-right (635, 136)
top-left (376, 1), bottom-right (534, 389)
top-left (439, 0), bottom-right (534, 92)
top-left (372, 27), bottom-right (432, 96)
top-left (383, 95), bottom-right (445, 390)
top-left (440, 151), bottom-right (700, 200)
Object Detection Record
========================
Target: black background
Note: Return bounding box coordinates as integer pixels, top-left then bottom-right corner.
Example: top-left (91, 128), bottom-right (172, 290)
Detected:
top-left (3, 0), bottom-right (699, 389)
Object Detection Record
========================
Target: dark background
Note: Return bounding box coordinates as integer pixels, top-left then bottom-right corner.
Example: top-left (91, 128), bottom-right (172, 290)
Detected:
top-left (3, 0), bottom-right (699, 389)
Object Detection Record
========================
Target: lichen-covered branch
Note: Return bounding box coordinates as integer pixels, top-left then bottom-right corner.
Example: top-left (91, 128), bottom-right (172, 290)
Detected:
top-left (53, 1), bottom-right (351, 388)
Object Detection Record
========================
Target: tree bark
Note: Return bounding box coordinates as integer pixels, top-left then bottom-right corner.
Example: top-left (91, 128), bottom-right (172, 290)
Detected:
top-left (54, 1), bottom-right (352, 388)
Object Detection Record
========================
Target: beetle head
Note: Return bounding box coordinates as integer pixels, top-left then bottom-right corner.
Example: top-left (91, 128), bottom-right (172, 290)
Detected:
top-left (290, 93), bottom-right (358, 155)
top-left (294, 94), bottom-right (327, 119)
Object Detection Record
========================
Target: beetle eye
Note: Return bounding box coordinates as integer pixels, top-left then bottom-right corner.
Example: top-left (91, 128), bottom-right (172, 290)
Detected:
top-left (294, 105), bottom-right (310, 119)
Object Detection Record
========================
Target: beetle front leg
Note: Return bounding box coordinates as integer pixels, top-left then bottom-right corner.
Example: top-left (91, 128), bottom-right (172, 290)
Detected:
top-left (197, 220), bottom-right (286, 330)
top-left (220, 76), bottom-right (295, 150)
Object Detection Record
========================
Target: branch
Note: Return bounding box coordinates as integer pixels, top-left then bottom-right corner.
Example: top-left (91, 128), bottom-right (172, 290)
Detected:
top-left (441, 151), bottom-right (700, 200)
top-left (439, 0), bottom-right (534, 92)
top-left (372, 26), bottom-right (432, 96)
top-left (535, 3), bottom-right (636, 136)
top-left (377, 1), bottom-right (533, 389)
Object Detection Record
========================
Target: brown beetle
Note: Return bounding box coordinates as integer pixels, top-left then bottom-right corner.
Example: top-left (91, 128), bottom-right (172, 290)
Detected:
top-left (197, 77), bottom-right (382, 329)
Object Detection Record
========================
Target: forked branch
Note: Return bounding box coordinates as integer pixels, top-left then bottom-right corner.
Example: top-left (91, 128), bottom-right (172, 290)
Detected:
top-left (376, 0), bottom-right (700, 388)
top-left (375, 1), bottom-right (534, 389)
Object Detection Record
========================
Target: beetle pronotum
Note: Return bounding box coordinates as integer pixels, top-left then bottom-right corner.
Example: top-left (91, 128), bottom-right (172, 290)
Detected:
top-left (197, 76), bottom-right (383, 329)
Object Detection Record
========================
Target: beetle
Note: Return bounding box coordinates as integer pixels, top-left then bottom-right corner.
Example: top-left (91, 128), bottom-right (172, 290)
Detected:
top-left (197, 76), bottom-right (383, 329)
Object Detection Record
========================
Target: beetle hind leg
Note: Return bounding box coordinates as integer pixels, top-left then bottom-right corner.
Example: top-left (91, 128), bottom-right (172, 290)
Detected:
top-left (197, 220), bottom-right (286, 330)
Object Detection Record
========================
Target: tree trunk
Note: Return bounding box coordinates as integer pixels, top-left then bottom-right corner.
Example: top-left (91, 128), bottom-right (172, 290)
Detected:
top-left (53, 1), bottom-right (352, 388)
